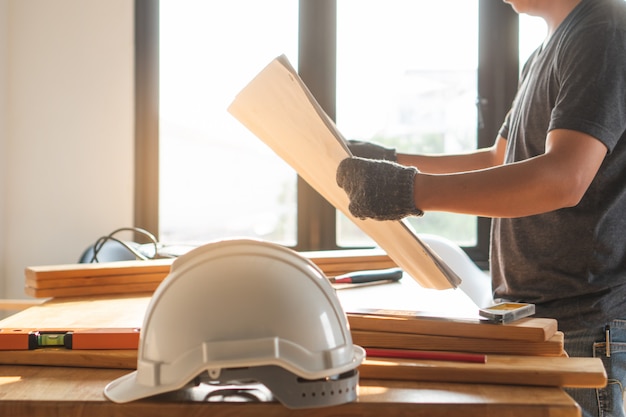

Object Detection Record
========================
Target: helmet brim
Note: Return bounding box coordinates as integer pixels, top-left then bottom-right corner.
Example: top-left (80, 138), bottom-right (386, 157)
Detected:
top-left (104, 370), bottom-right (173, 403)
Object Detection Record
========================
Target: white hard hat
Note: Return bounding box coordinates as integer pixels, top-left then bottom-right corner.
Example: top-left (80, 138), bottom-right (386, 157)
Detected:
top-left (104, 238), bottom-right (365, 408)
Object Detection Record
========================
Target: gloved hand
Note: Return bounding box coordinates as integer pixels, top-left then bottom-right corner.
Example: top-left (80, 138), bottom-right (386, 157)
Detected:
top-left (347, 140), bottom-right (397, 162)
top-left (336, 157), bottom-right (423, 221)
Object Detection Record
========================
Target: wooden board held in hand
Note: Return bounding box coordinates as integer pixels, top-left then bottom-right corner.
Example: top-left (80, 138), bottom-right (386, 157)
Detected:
top-left (227, 55), bottom-right (460, 290)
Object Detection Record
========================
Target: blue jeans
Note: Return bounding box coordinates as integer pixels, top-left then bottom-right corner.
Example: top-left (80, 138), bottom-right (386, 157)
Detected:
top-left (565, 319), bottom-right (626, 417)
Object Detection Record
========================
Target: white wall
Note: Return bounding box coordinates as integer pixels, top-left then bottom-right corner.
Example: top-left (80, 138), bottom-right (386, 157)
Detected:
top-left (0, 0), bottom-right (8, 300)
top-left (1, 0), bottom-right (134, 299)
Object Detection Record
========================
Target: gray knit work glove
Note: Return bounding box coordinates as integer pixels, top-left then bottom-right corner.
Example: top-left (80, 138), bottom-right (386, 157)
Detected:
top-left (336, 157), bottom-right (423, 221)
top-left (347, 140), bottom-right (397, 162)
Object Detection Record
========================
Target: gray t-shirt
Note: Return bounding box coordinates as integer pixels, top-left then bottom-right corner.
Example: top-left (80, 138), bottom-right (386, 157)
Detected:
top-left (491, 0), bottom-right (626, 331)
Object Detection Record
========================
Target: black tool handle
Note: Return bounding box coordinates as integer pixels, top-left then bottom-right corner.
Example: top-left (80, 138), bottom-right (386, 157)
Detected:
top-left (332, 267), bottom-right (403, 284)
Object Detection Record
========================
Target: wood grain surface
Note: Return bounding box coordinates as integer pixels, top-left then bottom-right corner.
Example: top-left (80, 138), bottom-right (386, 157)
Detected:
top-left (351, 330), bottom-right (565, 356)
top-left (0, 365), bottom-right (582, 417)
top-left (359, 355), bottom-right (606, 388)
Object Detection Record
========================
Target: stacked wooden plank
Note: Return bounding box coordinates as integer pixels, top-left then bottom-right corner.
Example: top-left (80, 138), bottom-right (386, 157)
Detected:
top-left (347, 311), bottom-right (563, 356)
top-left (343, 310), bottom-right (608, 388)
top-left (24, 250), bottom-right (396, 298)
top-left (24, 259), bottom-right (174, 298)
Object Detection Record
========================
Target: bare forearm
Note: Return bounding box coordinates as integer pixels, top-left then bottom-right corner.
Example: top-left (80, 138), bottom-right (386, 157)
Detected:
top-left (412, 130), bottom-right (607, 218)
top-left (414, 155), bottom-right (582, 218)
top-left (397, 137), bottom-right (506, 174)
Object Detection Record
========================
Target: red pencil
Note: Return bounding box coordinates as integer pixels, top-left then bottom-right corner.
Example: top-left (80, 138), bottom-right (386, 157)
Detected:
top-left (365, 348), bottom-right (487, 364)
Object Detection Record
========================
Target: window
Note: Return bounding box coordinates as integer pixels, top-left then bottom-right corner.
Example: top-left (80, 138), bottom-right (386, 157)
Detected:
top-left (136, 0), bottom-right (521, 267)
top-left (519, 14), bottom-right (547, 64)
top-left (158, 1), bottom-right (299, 246)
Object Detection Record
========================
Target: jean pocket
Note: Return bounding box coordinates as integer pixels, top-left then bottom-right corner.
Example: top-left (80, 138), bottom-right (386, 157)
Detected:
top-left (593, 334), bottom-right (626, 416)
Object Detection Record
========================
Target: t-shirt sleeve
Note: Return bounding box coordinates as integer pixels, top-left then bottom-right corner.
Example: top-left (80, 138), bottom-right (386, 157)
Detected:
top-left (549, 24), bottom-right (626, 152)
top-left (498, 110), bottom-right (511, 140)
top-left (498, 49), bottom-right (539, 142)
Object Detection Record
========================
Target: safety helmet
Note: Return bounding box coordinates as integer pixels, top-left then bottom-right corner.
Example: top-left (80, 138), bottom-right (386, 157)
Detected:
top-left (104, 238), bottom-right (365, 408)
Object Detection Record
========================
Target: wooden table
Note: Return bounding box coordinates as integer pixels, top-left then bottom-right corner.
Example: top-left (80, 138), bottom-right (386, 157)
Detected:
top-left (0, 267), bottom-right (592, 416)
top-left (0, 364), bottom-right (580, 417)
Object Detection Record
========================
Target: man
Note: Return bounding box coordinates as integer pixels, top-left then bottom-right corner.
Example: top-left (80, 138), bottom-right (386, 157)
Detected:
top-left (336, 0), bottom-right (626, 416)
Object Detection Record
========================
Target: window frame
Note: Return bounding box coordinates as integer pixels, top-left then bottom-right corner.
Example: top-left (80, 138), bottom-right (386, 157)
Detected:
top-left (134, 0), bottom-right (519, 269)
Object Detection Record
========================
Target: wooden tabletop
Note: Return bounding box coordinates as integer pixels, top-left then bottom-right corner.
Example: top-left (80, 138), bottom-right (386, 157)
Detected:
top-left (0, 268), bottom-right (588, 416)
top-left (0, 365), bottom-right (580, 417)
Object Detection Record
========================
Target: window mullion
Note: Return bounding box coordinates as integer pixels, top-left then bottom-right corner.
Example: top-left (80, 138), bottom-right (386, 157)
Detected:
top-left (134, 0), bottom-right (160, 239)
top-left (471, 0), bottom-right (520, 268)
top-left (296, 0), bottom-right (338, 251)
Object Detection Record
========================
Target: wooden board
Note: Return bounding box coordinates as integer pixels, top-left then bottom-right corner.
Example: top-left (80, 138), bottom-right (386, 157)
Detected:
top-left (26, 272), bottom-right (166, 290)
top-left (0, 294), bottom-right (151, 329)
top-left (359, 355), bottom-right (606, 388)
top-left (24, 260), bottom-right (172, 298)
top-left (24, 259), bottom-right (173, 282)
top-left (302, 249), bottom-right (397, 276)
top-left (0, 348), bottom-right (137, 369)
top-left (25, 282), bottom-right (160, 299)
top-left (347, 312), bottom-right (558, 342)
top-left (227, 55), bottom-right (460, 290)
top-left (352, 330), bottom-right (565, 357)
